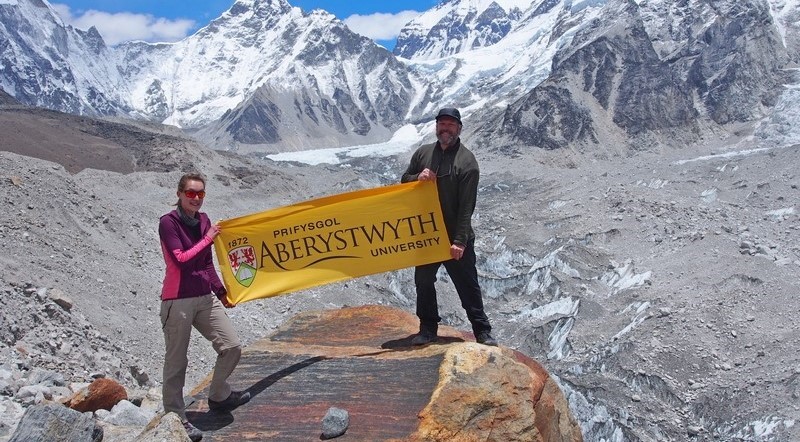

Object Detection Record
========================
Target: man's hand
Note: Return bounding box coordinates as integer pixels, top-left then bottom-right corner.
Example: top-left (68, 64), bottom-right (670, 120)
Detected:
top-left (450, 243), bottom-right (465, 260)
top-left (418, 168), bottom-right (437, 182)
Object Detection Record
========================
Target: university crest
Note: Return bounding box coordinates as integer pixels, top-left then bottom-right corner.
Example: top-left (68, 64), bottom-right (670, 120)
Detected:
top-left (228, 245), bottom-right (257, 287)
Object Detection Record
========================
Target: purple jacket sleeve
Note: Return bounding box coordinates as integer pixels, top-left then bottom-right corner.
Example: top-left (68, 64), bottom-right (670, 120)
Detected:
top-left (158, 216), bottom-right (213, 268)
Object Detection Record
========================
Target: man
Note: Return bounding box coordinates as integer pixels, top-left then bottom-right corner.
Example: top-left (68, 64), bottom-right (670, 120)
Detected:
top-left (401, 108), bottom-right (497, 346)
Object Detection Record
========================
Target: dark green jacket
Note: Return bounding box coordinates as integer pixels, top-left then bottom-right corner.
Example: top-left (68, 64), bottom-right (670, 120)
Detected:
top-left (401, 139), bottom-right (479, 246)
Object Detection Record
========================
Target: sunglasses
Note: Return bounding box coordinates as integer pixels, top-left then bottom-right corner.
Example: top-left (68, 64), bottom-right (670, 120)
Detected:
top-left (183, 189), bottom-right (206, 199)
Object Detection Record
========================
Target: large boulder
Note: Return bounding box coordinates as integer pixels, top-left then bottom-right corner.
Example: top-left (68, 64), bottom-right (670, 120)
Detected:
top-left (8, 402), bottom-right (102, 442)
top-left (185, 305), bottom-right (582, 441)
top-left (134, 412), bottom-right (191, 442)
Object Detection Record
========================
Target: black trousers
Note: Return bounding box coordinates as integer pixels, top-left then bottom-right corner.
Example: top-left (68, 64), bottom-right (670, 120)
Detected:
top-left (414, 239), bottom-right (491, 335)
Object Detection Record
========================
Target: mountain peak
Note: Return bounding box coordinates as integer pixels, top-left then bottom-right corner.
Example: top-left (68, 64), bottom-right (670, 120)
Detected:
top-left (222, 0), bottom-right (294, 23)
top-left (394, 0), bottom-right (532, 59)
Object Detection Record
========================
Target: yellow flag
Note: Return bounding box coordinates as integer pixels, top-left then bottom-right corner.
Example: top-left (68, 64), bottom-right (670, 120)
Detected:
top-left (213, 181), bottom-right (451, 305)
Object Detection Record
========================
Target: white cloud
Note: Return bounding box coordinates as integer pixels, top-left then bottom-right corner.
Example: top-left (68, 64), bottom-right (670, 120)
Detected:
top-left (343, 10), bottom-right (421, 41)
top-left (52, 3), bottom-right (195, 45)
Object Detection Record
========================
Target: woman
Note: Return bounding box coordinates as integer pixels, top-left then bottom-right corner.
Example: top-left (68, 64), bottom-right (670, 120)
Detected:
top-left (158, 172), bottom-right (250, 441)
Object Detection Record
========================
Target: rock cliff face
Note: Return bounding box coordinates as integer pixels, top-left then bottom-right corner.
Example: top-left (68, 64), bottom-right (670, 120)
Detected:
top-left (480, 0), bottom-right (792, 153)
top-left (185, 305), bottom-right (582, 441)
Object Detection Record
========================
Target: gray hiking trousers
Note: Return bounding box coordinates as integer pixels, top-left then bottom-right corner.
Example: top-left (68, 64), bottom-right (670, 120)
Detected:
top-left (160, 294), bottom-right (241, 421)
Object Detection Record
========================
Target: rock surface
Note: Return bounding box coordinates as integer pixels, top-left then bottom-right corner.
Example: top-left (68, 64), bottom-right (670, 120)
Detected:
top-left (185, 305), bottom-right (582, 441)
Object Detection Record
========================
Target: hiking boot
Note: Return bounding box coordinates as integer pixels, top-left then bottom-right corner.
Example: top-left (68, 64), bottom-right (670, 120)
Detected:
top-left (208, 390), bottom-right (251, 412)
top-left (182, 421), bottom-right (203, 442)
top-left (411, 331), bottom-right (438, 346)
top-left (476, 331), bottom-right (498, 346)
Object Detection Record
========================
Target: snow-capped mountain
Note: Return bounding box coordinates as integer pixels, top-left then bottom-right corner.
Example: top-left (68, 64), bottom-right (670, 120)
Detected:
top-left (115, 0), bottom-right (421, 150)
top-left (393, 0), bottom-right (532, 60)
top-left (396, 0), bottom-right (800, 154)
top-left (397, 0), bottom-right (602, 131)
top-left (0, 0), bottom-right (422, 150)
top-left (0, 0), bottom-right (130, 115)
top-left (0, 0), bottom-right (798, 154)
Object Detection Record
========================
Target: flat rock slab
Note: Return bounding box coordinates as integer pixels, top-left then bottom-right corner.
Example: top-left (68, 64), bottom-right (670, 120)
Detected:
top-left (188, 352), bottom-right (443, 440)
top-left (186, 306), bottom-right (465, 440)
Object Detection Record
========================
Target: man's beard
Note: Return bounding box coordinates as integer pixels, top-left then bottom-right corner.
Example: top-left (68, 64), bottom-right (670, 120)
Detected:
top-left (437, 130), bottom-right (458, 147)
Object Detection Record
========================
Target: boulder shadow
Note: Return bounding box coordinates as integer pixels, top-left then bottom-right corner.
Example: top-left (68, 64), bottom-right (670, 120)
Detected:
top-left (187, 409), bottom-right (233, 431)
top-left (381, 335), bottom-right (465, 350)
top-left (188, 356), bottom-right (327, 432)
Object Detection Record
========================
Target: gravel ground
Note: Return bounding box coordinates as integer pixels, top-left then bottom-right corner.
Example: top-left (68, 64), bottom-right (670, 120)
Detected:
top-left (1, 108), bottom-right (799, 440)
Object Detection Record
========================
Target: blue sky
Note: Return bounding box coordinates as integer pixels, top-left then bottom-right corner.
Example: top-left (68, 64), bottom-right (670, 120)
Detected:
top-left (51, 0), bottom-right (440, 49)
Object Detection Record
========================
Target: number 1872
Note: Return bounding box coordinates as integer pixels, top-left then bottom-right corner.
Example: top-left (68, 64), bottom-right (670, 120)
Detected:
top-left (228, 237), bottom-right (249, 248)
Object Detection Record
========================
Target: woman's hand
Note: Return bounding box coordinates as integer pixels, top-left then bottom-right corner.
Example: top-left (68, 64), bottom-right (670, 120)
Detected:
top-left (220, 296), bottom-right (235, 308)
top-left (206, 224), bottom-right (221, 240)
top-left (217, 288), bottom-right (234, 308)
